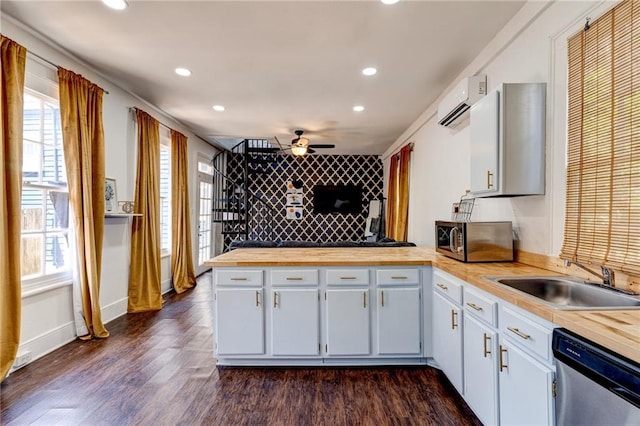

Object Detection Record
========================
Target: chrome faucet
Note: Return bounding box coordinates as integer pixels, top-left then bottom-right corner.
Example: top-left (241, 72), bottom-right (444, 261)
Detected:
top-left (563, 260), bottom-right (616, 287)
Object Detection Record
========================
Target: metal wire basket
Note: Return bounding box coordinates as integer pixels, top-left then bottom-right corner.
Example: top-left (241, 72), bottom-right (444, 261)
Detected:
top-left (451, 190), bottom-right (475, 222)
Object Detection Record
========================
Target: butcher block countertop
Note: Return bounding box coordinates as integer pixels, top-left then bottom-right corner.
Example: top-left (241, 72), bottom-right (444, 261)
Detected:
top-left (205, 247), bottom-right (640, 363)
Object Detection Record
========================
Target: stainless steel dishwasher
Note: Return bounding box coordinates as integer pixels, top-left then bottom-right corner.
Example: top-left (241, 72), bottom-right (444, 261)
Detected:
top-left (553, 328), bottom-right (640, 425)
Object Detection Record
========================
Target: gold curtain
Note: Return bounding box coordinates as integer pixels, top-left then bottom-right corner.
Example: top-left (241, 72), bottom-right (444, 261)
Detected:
top-left (561, 0), bottom-right (640, 275)
top-left (1, 35), bottom-right (26, 380)
top-left (385, 153), bottom-right (399, 239)
top-left (386, 144), bottom-right (412, 241)
top-left (170, 129), bottom-right (196, 293)
top-left (128, 109), bottom-right (162, 312)
top-left (58, 67), bottom-right (109, 339)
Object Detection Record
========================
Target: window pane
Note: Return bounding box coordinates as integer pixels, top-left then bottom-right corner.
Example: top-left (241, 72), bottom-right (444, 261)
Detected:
top-left (46, 191), bottom-right (69, 230)
top-left (23, 94), bottom-right (41, 142)
top-left (45, 233), bottom-right (70, 274)
top-left (21, 187), bottom-right (44, 231)
top-left (198, 161), bottom-right (213, 174)
top-left (42, 143), bottom-right (67, 185)
top-left (21, 234), bottom-right (43, 278)
top-left (23, 141), bottom-right (42, 184)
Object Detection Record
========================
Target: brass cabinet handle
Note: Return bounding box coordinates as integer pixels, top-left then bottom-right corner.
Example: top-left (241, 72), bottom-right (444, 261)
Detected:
top-left (363, 292), bottom-right (367, 308)
top-left (507, 327), bottom-right (531, 340)
top-left (381, 290), bottom-right (385, 307)
top-left (436, 283), bottom-right (449, 291)
top-left (391, 276), bottom-right (408, 280)
top-left (451, 310), bottom-right (458, 330)
top-left (483, 333), bottom-right (491, 358)
top-left (255, 290), bottom-right (261, 307)
top-left (466, 302), bottom-right (484, 312)
top-left (340, 276), bottom-right (357, 280)
top-left (487, 170), bottom-right (494, 189)
top-left (286, 277), bottom-right (303, 281)
top-left (230, 277), bottom-right (248, 281)
top-left (273, 291), bottom-right (278, 308)
top-left (499, 345), bottom-right (508, 371)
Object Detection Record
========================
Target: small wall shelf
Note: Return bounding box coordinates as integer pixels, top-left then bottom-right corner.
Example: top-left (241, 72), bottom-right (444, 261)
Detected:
top-left (105, 213), bottom-right (143, 218)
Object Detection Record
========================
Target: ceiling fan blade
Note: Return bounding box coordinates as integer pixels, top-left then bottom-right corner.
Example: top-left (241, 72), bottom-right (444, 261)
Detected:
top-left (308, 144), bottom-right (335, 149)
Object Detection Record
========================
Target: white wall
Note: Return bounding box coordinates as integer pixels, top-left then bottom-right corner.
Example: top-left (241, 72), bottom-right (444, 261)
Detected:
top-left (2, 16), bottom-right (219, 367)
top-left (383, 0), bottom-right (614, 256)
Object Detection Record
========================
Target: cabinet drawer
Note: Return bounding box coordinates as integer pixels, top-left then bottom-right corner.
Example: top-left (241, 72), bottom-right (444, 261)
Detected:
top-left (500, 306), bottom-right (553, 362)
top-left (433, 270), bottom-right (463, 304)
top-left (271, 269), bottom-right (319, 286)
top-left (326, 269), bottom-right (370, 285)
top-left (216, 269), bottom-right (263, 286)
top-left (377, 269), bottom-right (420, 285)
top-left (464, 287), bottom-right (498, 327)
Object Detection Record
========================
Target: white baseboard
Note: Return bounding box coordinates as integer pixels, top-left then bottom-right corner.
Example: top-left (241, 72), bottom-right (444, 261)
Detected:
top-left (161, 278), bottom-right (172, 294)
top-left (101, 297), bottom-right (128, 324)
top-left (11, 321), bottom-right (76, 372)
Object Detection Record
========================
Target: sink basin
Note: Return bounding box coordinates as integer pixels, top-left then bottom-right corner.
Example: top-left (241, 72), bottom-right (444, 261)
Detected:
top-left (485, 276), bottom-right (640, 309)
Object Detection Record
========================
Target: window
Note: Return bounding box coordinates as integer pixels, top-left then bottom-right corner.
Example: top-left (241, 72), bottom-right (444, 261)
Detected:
top-left (159, 130), bottom-right (171, 254)
top-left (561, 0), bottom-right (640, 275)
top-left (21, 89), bottom-right (71, 287)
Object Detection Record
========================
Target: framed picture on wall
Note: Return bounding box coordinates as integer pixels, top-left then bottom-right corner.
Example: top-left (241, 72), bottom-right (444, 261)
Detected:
top-left (105, 178), bottom-right (118, 213)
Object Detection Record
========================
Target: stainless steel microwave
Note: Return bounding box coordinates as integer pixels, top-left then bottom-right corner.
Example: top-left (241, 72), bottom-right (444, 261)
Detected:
top-left (435, 221), bottom-right (514, 262)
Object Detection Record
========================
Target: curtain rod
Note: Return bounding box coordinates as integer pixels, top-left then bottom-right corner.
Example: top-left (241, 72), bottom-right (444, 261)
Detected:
top-left (390, 142), bottom-right (414, 157)
top-left (129, 106), bottom-right (178, 133)
top-left (28, 50), bottom-right (110, 95)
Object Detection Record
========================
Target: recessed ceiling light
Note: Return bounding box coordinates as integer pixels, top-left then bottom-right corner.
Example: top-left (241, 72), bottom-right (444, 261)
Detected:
top-left (213, 105), bottom-right (225, 112)
top-left (362, 67), bottom-right (377, 76)
top-left (381, 0), bottom-right (400, 5)
top-left (174, 67), bottom-right (191, 77)
top-left (353, 106), bottom-right (365, 112)
top-left (102, 0), bottom-right (128, 10)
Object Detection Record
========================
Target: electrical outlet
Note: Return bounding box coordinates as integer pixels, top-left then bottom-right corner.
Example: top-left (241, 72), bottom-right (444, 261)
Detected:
top-left (14, 351), bottom-right (32, 368)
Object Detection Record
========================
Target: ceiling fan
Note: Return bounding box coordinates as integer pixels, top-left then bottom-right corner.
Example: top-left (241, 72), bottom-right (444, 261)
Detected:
top-left (279, 130), bottom-right (336, 156)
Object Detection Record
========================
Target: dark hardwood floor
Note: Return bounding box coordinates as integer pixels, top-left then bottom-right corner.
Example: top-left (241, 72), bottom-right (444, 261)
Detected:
top-left (1, 273), bottom-right (481, 426)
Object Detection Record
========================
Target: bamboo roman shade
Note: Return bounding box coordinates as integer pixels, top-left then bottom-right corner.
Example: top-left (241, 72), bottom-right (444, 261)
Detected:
top-left (561, 0), bottom-right (640, 275)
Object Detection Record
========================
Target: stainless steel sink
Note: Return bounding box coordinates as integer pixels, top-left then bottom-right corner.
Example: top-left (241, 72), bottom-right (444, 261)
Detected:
top-left (484, 276), bottom-right (640, 309)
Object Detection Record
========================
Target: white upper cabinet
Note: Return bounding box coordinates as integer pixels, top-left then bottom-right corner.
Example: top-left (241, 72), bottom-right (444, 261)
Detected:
top-left (470, 83), bottom-right (546, 197)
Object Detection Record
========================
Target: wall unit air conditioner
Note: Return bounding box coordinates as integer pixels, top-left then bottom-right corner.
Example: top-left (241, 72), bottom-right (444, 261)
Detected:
top-left (437, 75), bottom-right (487, 128)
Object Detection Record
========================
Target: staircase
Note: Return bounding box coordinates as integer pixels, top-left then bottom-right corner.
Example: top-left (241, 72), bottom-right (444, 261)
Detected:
top-left (212, 139), bottom-right (279, 249)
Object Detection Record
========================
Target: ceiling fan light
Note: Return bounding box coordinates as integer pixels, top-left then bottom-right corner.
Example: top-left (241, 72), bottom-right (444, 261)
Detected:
top-left (291, 145), bottom-right (308, 156)
top-left (102, 0), bottom-right (128, 10)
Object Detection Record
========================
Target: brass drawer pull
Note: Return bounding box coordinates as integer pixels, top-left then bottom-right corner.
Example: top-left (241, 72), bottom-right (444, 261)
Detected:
top-left (436, 283), bottom-right (448, 291)
top-left (340, 276), bottom-right (357, 280)
top-left (507, 327), bottom-right (531, 340)
top-left (230, 277), bottom-right (248, 281)
top-left (255, 290), bottom-right (261, 307)
top-left (487, 170), bottom-right (494, 189)
top-left (391, 276), bottom-right (408, 280)
top-left (466, 302), bottom-right (484, 312)
top-left (483, 333), bottom-right (491, 358)
top-left (286, 277), bottom-right (303, 281)
top-left (499, 345), bottom-right (508, 371)
top-left (451, 310), bottom-right (458, 330)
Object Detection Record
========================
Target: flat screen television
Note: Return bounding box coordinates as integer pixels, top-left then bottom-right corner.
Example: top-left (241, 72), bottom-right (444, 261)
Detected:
top-left (313, 184), bottom-right (363, 214)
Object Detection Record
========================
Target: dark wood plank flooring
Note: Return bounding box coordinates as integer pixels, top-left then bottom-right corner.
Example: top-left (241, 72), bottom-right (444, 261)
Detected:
top-left (1, 273), bottom-right (481, 426)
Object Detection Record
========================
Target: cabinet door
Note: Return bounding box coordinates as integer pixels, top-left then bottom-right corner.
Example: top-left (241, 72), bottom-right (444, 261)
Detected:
top-left (470, 88), bottom-right (500, 195)
top-left (271, 289), bottom-right (319, 356)
top-left (326, 289), bottom-right (370, 356)
top-left (499, 339), bottom-right (555, 426)
top-left (215, 288), bottom-right (264, 355)
top-left (377, 287), bottom-right (421, 355)
top-left (432, 291), bottom-right (463, 394)
top-left (463, 315), bottom-right (498, 426)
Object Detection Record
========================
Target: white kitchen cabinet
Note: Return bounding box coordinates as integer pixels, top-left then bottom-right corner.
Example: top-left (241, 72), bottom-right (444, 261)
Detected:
top-left (432, 290), bottom-right (464, 394)
top-left (215, 288), bottom-right (264, 355)
top-left (498, 339), bottom-right (556, 426)
top-left (271, 289), bottom-right (320, 356)
top-left (463, 313), bottom-right (499, 425)
top-left (470, 83), bottom-right (546, 197)
top-left (325, 289), bottom-right (370, 356)
top-left (376, 287), bottom-right (421, 355)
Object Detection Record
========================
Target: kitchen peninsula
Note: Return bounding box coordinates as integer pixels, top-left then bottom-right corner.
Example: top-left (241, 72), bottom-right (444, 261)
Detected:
top-left (205, 247), bottom-right (640, 366)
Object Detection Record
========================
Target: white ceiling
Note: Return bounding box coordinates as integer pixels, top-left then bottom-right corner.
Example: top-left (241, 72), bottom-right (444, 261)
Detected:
top-left (2, 0), bottom-right (525, 154)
